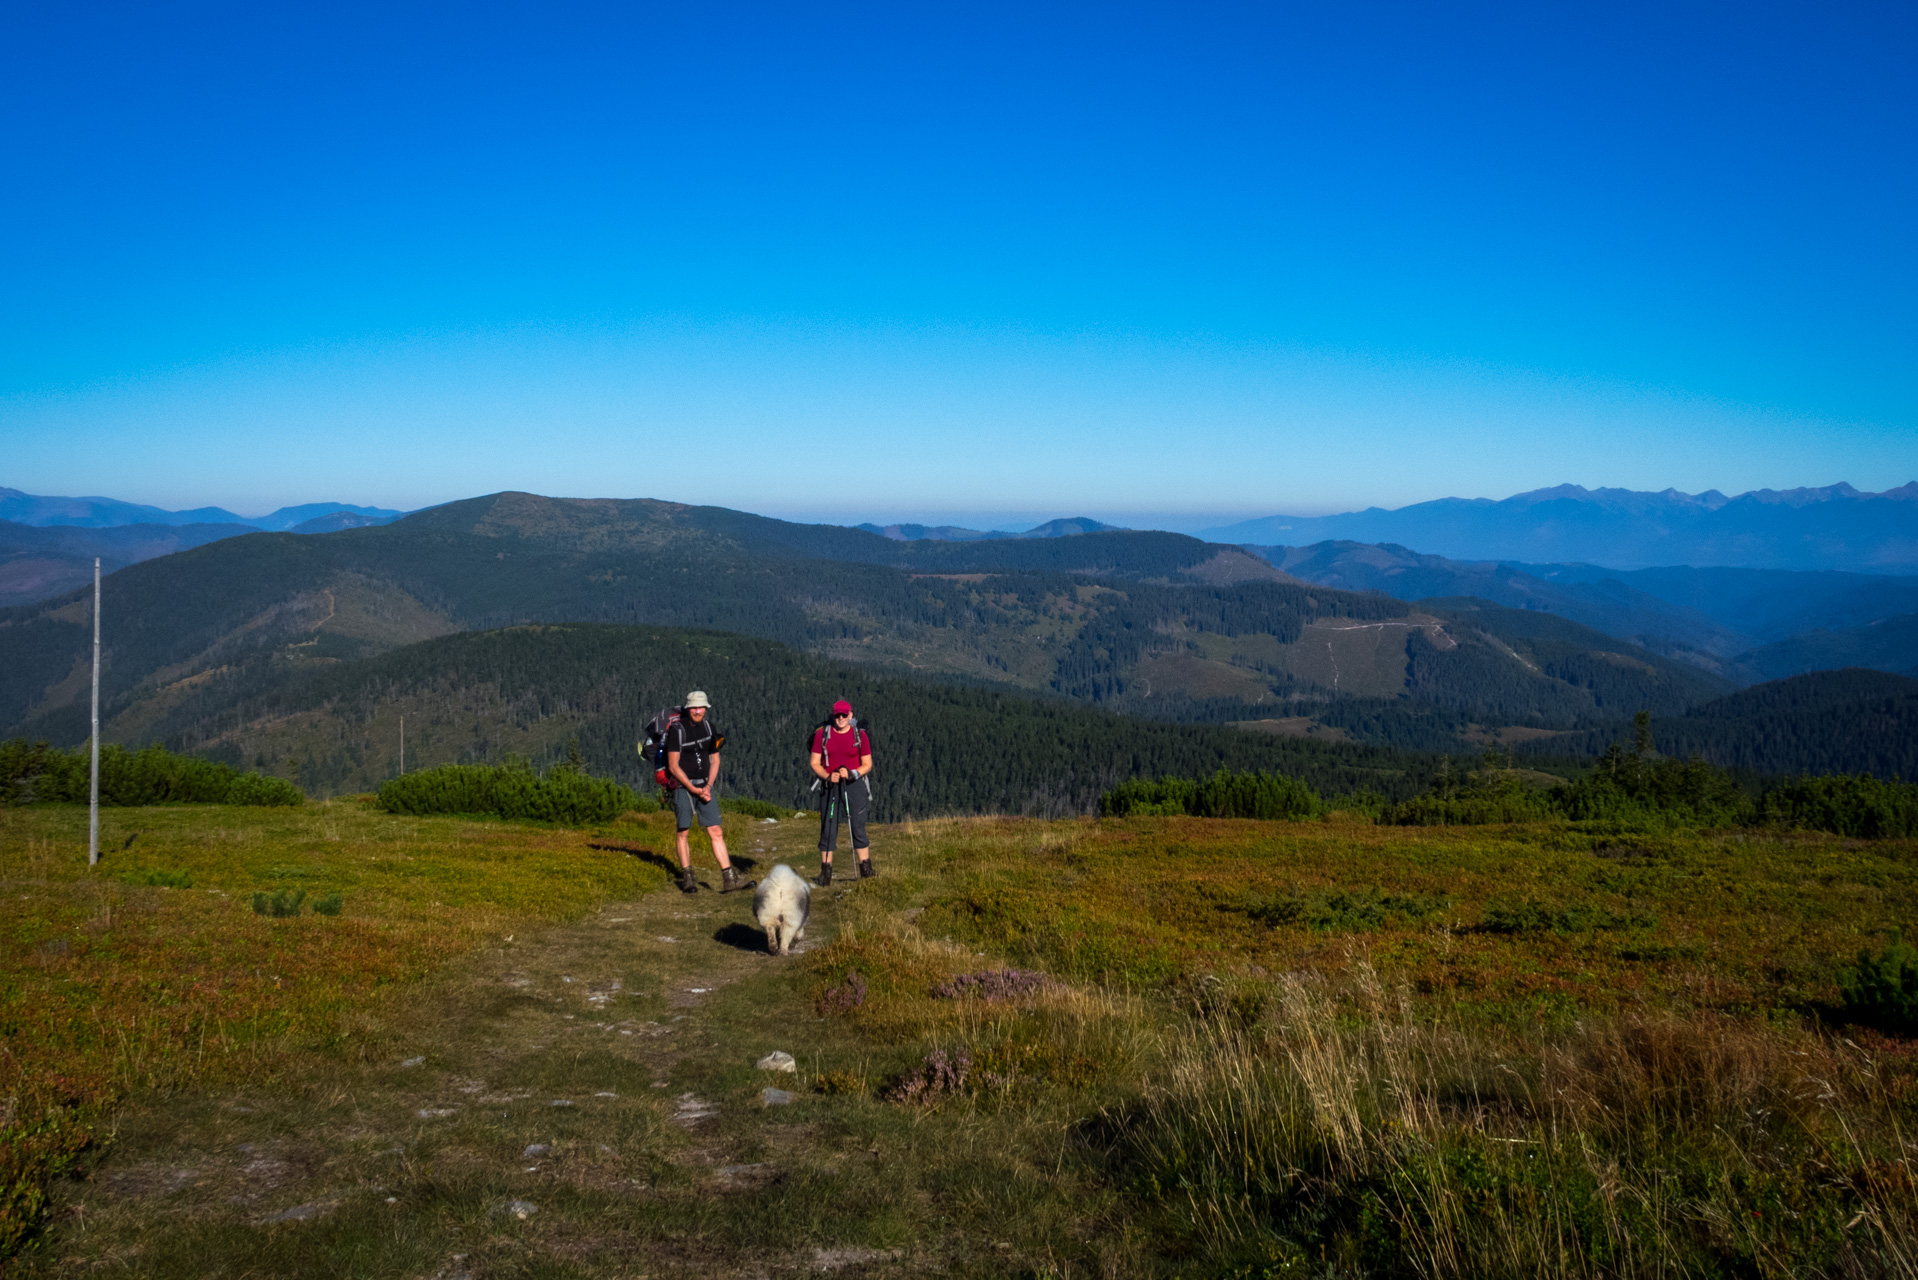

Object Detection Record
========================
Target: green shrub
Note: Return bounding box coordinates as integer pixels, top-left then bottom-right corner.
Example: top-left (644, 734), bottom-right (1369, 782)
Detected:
top-left (133, 870), bottom-right (193, 890)
top-left (1837, 934), bottom-right (1918, 1033)
top-left (1763, 775), bottom-right (1918, 839)
top-left (1385, 780), bottom-right (1558, 826)
top-left (1101, 770), bottom-right (1327, 820)
top-left (310, 893), bottom-right (344, 916)
top-left (1234, 886), bottom-right (1447, 932)
top-left (252, 889), bottom-right (306, 918)
top-left (377, 762), bottom-right (637, 825)
top-left (0, 739), bottom-right (304, 808)
top-left (222, 771), bottom-right (306, 807)
top-left (1478, 899), bottom-right (1655, 935)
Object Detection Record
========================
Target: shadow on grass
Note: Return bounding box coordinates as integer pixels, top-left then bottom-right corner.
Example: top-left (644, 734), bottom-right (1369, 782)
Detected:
top-left (712, 923), bottom-right (767, 954)
top-left (588, 842), bottom-right (678, 876)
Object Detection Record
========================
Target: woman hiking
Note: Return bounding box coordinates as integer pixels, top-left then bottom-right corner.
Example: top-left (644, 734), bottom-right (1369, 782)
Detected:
top-left (809, 699), bottom-right (874, 885)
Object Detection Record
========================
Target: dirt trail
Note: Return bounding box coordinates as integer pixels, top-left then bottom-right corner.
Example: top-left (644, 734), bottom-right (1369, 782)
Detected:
top-left (51, 819), bottom-right (921, 1278)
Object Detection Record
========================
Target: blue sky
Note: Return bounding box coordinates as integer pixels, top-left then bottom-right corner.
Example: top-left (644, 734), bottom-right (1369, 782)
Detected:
top-left (1, 1), bottom-right (1912, 528)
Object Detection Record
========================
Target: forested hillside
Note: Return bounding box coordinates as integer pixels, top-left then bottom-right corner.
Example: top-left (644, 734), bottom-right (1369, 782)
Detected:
top-left (0, 492), bottom-right (1732, 759)
top-left (156, 624), bottom-right (1440, 814)
top-left (1531, 669), bottom-right (1918, 779)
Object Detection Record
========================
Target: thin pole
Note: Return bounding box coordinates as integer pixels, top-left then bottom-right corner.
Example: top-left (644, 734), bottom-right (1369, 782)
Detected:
top-left (399, 715), bottom-right (404, 775)
top-left (89, 557), bottom-right (101, 867)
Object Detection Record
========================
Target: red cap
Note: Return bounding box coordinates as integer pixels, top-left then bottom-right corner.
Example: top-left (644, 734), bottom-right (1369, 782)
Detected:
top-left (832, 699), bottom-right (853, 715)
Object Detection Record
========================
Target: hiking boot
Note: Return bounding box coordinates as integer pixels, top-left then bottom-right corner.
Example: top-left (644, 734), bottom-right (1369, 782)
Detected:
top-left (858, 858), bottom-right (876, 878)
top-left (720, 866), bottom-right (755, 894)
top-left (678, 866), bottom-right (698, 894)
top-left (816, 863), bottom-right (833, 887)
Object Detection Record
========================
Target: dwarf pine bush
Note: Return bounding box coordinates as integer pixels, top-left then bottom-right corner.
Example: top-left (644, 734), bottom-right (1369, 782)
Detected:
top-left (252, 889), bottom-right (306, 918)
top-left (1763, 774), bottom-right (1918, 839)
top-left (377, 761), bottom-right (637, 824)
top-left (1100, 769), bottom-right (1327, 820)
top-left (0, 739), bottom-right (303, 807)
top-left (1838, 934), bottom-right (1918, 1033)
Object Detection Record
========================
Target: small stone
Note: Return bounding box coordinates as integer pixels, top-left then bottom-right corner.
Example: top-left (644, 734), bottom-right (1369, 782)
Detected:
top-left (400, 1056), bottom-right (425, 1068)
top-left (494, 1199), bottom-right (537, 1220)
top-left (417, 1107), bottom-right (457, 1118)
top-left (549, 1099), bottom-right (573, 1108)
top-left (594, 1091), bottom-right (617, 1097)
top-left (756, 1051), bottom-right (798, 1073)
top-left (521, 1143), bottom-right (550, 1157)
top-left (761, 1087), bottom-right (798, 1106)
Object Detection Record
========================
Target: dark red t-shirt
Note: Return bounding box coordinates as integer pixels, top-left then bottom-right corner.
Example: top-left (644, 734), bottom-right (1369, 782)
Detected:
top-left (811, 724), bottom-right (870, 772)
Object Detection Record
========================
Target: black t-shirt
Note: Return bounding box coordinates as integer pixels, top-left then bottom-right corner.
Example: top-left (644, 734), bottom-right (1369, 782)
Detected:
top-left (663, 716), bottom-right (722, 783)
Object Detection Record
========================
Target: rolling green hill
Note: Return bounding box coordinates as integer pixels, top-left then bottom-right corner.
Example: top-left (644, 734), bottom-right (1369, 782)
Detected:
top-left (0, 492), bottom-right (1734, 756)
top-left (157, 623), bottom-right (1441, 813)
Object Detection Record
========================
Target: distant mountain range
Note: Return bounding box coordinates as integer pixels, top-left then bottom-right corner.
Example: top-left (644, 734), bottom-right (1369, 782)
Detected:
top-left (0, 487), bottom-right (404, 532)
top-left (1200, 482), bottom-right (1918, 573)
top-left (0, 488), bottom-right (406, 608)
top-left (1253, 541), bottom-right (1918, 683)
top-left (855, 517), bottom-right (1121, 541)
top-left (0, 492), bottom-right (1730, 761)
top-left (2, 488), bottom-right (1910, 779)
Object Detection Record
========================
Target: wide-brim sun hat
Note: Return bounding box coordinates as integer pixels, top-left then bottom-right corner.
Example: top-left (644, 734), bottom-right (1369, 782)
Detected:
top-left (685, 691), bottom-right (711, 708)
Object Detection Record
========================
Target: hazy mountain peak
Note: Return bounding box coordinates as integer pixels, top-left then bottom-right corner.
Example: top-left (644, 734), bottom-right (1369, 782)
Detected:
top-left (1201, 482), bottom-right (1918, 572)
top-left (852, 516), bottom-right (1122, 542)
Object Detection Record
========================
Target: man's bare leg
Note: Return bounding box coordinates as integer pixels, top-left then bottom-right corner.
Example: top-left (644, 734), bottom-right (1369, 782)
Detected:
top-left (707, 824), bottom-right (733, 871)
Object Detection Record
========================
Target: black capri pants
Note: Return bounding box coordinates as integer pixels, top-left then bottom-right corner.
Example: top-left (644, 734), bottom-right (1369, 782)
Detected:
top-left (819, 777), bottom-right (869, 852)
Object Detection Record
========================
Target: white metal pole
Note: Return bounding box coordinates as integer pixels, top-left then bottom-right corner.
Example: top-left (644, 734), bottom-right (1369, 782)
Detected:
top-left (399, 715), bottom-right (405, 775)
top-left (89, 557), bottom-right (101, 867)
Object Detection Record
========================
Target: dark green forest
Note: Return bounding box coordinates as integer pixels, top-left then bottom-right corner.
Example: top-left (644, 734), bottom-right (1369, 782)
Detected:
top-left (167, 624), bottom-right (1442, 816)
top-left (1533, 669), bottom-right (1918, 779)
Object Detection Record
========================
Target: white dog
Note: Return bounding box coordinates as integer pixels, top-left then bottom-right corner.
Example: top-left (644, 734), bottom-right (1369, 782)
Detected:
top-left (753, 863), bottom-right (811, 957)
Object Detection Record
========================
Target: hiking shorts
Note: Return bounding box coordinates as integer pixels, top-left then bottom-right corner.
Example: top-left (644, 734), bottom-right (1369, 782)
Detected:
top-left (673, 785), bottom-right (722, 831)
top-left (819, 777), bottom-right (869, 852)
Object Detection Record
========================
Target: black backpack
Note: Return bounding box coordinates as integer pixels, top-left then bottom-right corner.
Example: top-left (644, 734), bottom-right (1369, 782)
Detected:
top-left (807, 717), bottom-right (870, 790)
top-left (640, 708), bottom-right (683, 789)
top-left (642, 708), bottom-right (725, 789)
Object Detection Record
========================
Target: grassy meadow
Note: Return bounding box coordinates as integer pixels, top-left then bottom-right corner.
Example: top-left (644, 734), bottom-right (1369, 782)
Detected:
top-left (3, 800), bottom-right (1916, 1277)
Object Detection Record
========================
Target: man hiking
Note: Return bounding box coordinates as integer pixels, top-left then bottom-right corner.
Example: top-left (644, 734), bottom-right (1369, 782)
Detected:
top-left (665, 691), bottom-right (750, 895)
top-left (809, 699), bottom-right (874, 885)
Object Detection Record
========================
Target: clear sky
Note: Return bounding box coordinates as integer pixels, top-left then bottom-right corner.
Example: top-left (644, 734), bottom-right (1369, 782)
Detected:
top-left (2, 1), bottom-right (1912, 528)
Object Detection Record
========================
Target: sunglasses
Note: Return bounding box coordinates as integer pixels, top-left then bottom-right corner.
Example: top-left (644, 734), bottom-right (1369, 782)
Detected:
top-left (833, 711), bottom-right (852, 718)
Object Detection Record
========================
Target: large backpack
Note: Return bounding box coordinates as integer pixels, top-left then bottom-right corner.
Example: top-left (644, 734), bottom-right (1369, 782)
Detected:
top-left (640, 707), bottom-right (684, 790)
top-left (806, 716), bottom-right (870, 791)
top-left (643, 708), bottom-right (726, 789)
